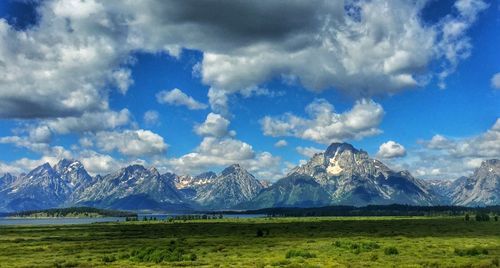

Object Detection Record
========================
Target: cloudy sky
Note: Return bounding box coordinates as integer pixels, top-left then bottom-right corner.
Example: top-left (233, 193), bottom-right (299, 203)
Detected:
top-left (0, 0), bottom-right (498, 180)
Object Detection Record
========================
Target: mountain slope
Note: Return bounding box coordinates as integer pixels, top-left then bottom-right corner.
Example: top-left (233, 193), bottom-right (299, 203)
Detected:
top-left (194, 164), bottom-right (264, 209)
top-left (0, 163), bottom-right (72, 211)
top-left (76, 165), bottom-right (187, 210)
top-left (238, 173), bottom-right (331, 209)
top-left (451, 159), bottom-right (500, 206)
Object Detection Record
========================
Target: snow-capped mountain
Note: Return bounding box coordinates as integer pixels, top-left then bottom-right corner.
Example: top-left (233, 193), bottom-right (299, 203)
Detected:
top-left (54, 159), bottom-right (94, 203)
top-left (192, 164), bottom-right (264, 209)
top-left (76, 165), bottom-right (186, 210)
top-left (0, 153), bottom-right (499, 212)
top-left (174, 171), bottom-right (216, 189)
top-left (247, 143), bottom-right (436, 209)
top-left (0, 163), bottom-right (72, 211)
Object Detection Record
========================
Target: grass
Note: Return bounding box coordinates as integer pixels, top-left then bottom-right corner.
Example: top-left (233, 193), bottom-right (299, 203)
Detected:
top-left (0, 216), bottom-right (498, 267)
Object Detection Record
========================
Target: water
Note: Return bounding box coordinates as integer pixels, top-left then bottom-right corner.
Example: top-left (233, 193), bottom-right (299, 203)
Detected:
top-left (0, 217), bottom-right (125, 226)
top-left (0, 214), bottom-right (265, 226)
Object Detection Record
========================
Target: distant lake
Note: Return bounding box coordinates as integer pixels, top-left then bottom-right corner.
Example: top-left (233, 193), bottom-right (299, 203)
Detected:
top-left (0, 217), bottom-right (125, 226)
top-left (0, 214), bottom-right (265, 226)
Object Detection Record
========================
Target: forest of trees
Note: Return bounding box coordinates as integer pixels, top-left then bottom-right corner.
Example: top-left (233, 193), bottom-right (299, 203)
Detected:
top-left (8, 207), bottom-right (137, 218)
top-left (228, 204), bottom-right (500, 217)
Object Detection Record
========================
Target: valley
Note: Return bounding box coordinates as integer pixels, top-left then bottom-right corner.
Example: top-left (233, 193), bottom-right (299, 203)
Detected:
top-left (0, 216), bottom-right (498, 267)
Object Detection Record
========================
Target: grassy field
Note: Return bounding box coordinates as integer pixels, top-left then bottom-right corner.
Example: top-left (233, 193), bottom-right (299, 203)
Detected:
top-left (0, 216), bottom-right (498, 267)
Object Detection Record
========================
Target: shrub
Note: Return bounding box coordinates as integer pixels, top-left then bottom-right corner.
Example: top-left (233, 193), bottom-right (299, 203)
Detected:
top-left (285, 250), bottom-right (316, 259)
top-left (384, 247), bottom-right (399, 255)
top-left (465, 214), bottom-right (470, 221)
top-left (454, 247), bottom-right (488, 256)
top-left (128, 239), bottom-right (196, 263)
top-left (101, 255), bottom-right (116, 263)
top-left (475, 213), bottom-right (490, 222)
top-left (332, 240), bottom-right (379, 253)
top-left (256, 229), bottom-right (264, 237)
top-left (494, 215), bottom-right (498, 222)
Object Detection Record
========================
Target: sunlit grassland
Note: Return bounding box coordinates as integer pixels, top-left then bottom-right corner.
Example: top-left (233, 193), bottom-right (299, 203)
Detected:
top-left (0, 216), bottom-right (498, 267)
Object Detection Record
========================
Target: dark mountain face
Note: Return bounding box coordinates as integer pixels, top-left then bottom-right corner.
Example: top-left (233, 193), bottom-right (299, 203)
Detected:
top-left (238, 174), bottom-right (331, 209)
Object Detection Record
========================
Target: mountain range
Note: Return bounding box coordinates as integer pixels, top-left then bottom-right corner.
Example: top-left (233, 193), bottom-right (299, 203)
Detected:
top-left (0, 143), bottom-right (499, 212)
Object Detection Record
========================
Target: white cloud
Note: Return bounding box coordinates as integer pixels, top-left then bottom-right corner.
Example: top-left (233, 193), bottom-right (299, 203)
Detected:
top-left (28, 125), bottom-right (52, 143)
top-left (0, 135), bottom-right (50, 153)
top-left (376, 141), bottom-right (407, 158)
top-left (45, 109), bottom-right (131, 134)
top-left (156, 88), bottom-right (208, 110)
top-left (156, 136), bottom-right (283, 180)
top-left (194, 113), bottom-right (230, 138)
top-left (296, 146), bottom-right (323, 158)
top-left (0, 0), bottom-right (132, 119)
top-left (112, 69), bottom-right (134, 95)
top-left (161, 137), bottom-right (254, 174)
top-left (274, 140), bottom-right (288, 148)
top-left (78, 151), bottom-right (123, 175)
top-left (436, 0), bottom-right (488, 88)
top-left (143, 110), bottom-right (160, 126)
top-left (398, 118), bottom-right (500, 179)
top-left (261, 99), bottom-right (384, 144)
top-left (0, 1), bottom-right (484, 118)
top-left (95, 129), bottom-right (168, 157)
top-left (491, 73), bottom-right (500, 89)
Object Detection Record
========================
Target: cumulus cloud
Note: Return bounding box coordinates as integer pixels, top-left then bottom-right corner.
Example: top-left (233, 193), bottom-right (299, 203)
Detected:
top-left (0, 0), bottom-right (486, 118)
top-left (78, 151), bottom-right (126, 175)
top-left (261, 99), bottom-right (384, 144)
top-left (156, 88), bottom-right (208, 110)
top-left (45, 109), bottom-right (131, 134)
top-left (296, 146), bottom-right (323, 158)
top-left (194, 113), bottom-right (230, 138)
top-left (274, 140), bottom-right (288, 148)
top-left (112, 69), bottom-right (134, 95)
top-left (157, 136), bottom-right (283, 180)
top-left (436, 0), bottom-right (488, 88)
top-left (491, 73), bottom-right (500, 89)
top-left (143, 110), bottom-right (160, 126)
top-left (160, 137), bottom-right (253, 174)
top-left (399, 118), bottom-right (500, 179)
top-left (95, 129), bottom-right (168, 157)
top-left (376, 141), bottom-right (407, 158)
top-left (0, 0), bottom-right (132, 119)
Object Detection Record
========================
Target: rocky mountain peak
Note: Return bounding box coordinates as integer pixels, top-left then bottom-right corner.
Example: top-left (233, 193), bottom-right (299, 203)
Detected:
top-left (54, 159), bottom-right (81, 171)
top-left (324, 142), bottom-right (363, 158)
top-left (221, 163), bottom-right (244, 176)
top-left (148, 167), bottom-right (160, 176)
top-left (122, 164), bottom-right (147, 174)
top-left (478, 159), bottom-right (500, 174)
top-left (28, 163), bottom-right (55, 178)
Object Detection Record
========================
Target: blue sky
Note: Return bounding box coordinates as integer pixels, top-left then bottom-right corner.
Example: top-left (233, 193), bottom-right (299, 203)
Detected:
top-left (0, 0), bottom-right (498, 180)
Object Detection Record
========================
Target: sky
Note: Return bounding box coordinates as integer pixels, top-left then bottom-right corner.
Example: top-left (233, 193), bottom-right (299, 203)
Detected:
top-left (0, 0), bottom-right (498, 180)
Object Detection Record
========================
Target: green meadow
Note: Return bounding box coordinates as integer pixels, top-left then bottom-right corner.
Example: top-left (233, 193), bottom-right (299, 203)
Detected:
top-left (0, 217), bottom-right (499, 267)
